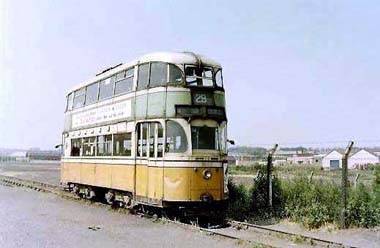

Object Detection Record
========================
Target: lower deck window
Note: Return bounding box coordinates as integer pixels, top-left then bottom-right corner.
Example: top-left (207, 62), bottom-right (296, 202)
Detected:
top-left (166, 120), bottom-right (188, 153)
top-left (137, 122), bottom-right (163, 158)
top-left (83, 137), bottom-right (96, 156)
top-left (191, 126), bottom-right (218, 150)
top-left (71, 138), bottom-right (82, 156)
top-left (97, 135), bottom-right (112, 156)
top-left (114, 133), bottom-right (132, 156)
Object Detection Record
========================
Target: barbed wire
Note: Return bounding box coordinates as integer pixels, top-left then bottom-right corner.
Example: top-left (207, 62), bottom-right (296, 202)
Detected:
top-left (236, 139), bottom-right (380, 149)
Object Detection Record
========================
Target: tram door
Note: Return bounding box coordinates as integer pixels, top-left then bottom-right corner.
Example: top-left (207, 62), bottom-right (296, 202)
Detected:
top-left (136, 122), bottom-right (164, 203)
top-left (147, 123), bottom-right (164, 203)
top-left (136, 123), bottom-right (149, 198)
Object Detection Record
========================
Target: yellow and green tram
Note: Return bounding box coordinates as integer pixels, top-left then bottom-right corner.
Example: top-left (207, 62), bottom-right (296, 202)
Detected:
top-left (61, 51), bottom-right (230, 216)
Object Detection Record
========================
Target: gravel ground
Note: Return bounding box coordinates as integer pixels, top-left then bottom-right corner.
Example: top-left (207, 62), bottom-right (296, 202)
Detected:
top-left (0, 162), bottom-right (61, 185)
top-left (0, 185), bottom-right (249, 248)
top-left (2, 162), bottom-right (380, 248)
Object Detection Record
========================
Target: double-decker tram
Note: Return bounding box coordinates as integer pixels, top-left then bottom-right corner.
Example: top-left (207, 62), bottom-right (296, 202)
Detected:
top-left (61, 52), bottom-right (229, 218)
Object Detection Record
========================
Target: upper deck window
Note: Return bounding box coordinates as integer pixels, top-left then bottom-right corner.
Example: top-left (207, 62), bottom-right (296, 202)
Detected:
top-left (99, 77), bottom-right (113, 100)
top-left (115, 68), bottom-right (134, 95)
top-left (73, 88), bottom-right (85, 109)
top-left (137, 63), bottom-right (183, 90)
top-left (85, 82), bottom-right (99, 105)
top-left (215, 69), bottom-right (223, 88)
top-left (168, 64), bottom-right (182, 83)
top-left (66, 93), bottom-right (73, 111)
top-left (185, 66), bottom-right (215, 87)
top-left (150, 62), bottom-right (167, 87)
top-left (137, 63), bottom-right (150, 90)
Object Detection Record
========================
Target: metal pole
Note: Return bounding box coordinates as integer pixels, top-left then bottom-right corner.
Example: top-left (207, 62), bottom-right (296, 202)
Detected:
top-left (267, 144), bottom-right (278, 208)
top-left (354, 173), bottom-right (360, 188)
top-left (342, 141), bottom-right (354, 229)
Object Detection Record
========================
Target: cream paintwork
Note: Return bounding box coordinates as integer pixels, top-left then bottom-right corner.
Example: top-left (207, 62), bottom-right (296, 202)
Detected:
top-left (61, 162), bottom-right (224, 203)
top-left (67, 51), bottom-right (221, 95)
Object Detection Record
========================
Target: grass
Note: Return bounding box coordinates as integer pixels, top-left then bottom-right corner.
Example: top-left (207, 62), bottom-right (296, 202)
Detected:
top-left (229, 163), bottom-right (375, 185)
top-left (227, 165), bottom-right (380, 229)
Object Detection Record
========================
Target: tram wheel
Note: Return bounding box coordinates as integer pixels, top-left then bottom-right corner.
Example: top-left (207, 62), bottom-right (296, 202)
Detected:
top-left (105, 191), bottom-right (115, 205)
top-left (83, 187), bottom-right (96, 200)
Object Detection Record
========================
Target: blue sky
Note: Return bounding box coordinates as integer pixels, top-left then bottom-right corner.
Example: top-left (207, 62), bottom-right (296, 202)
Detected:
top-left (1, 0), bottom-right (380, 149)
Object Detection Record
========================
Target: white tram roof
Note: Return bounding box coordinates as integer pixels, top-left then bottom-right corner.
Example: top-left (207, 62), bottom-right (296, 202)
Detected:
top-left (68, 51), bottom-right (221, 94)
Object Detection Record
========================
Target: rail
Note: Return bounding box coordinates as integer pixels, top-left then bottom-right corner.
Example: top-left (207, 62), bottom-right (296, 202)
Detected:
top-left (0, 175), bottom-right (358, 248)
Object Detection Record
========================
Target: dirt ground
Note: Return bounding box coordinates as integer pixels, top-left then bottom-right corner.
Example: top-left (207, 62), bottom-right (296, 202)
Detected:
top-left (0, 185), bottom-right (250, 248)
top-left (1, 161), bottom-right (380, 247)
top-left (0, 161), bottom-right (61, 185)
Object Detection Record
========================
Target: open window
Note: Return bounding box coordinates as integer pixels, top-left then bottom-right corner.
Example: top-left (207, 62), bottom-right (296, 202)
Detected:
top-left (70, 138), bottom-right (82, 156)
top-left (113, 133), bottom-right (132, 156)
top-left (191, 126), bottom-right (219, 150)
top-left (185, 65), bottom-right (214, 87)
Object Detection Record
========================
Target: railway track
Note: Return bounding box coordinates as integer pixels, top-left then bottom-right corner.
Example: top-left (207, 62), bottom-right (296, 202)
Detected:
top-left (0, 175), bottom-right (358, 248)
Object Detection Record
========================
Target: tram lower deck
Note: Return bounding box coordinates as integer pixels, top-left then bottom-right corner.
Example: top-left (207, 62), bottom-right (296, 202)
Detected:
top-left (61, 159), bottom-right (228, 214)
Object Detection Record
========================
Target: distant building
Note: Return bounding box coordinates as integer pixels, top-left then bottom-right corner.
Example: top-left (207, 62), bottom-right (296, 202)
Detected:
top-left (313, 154), bottom-right (325, 165)
top-left (286, 153), bottom-right (314, 165)
top-left (26, 150), bottom-right (61, 161)
top-left (273, 159), bottom-right (287, 166)
top-left (235, 155), bottom-right (260, 166)
top-left (273, 150), bottom-right (298, 159)
top-left (348, 149), bottom-right (379, 169)
top-left (322, 150), bottom-right (343, 170)
top-left (8, 151), bottom-right (29, 162)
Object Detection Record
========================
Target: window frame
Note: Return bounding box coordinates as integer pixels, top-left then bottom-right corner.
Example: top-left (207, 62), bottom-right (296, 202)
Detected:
top-left (137, 63), bottom-right (151, 90)
top-left (72, 87), bottom-right (86, 109)
top-left (191, 125), bottom-right (219, 150)
top-left (114, 67), bottom-right (135, 96)
top-left (85, 82), bottom-right (100, 106)
top-left (66, 92), bottom-right (73, 111)
top-left (165, 120), bottom-right (188, 154)
top-left (136, 121), bottom-right (164, 159)
top-left (82, 136), bottom-right (97, 156)
top-left (215, 69), bottom-right (224, 89)
top-left (97, 134), bottom-right (113, 156)
top-left (149, 62), bottom-right (169, 88)
top-left (113, 132), bottom-right (132, 157)
top-left (168, 63), bottom-right (184, 85)
top-left (98, 77), bottom-right (114, 101)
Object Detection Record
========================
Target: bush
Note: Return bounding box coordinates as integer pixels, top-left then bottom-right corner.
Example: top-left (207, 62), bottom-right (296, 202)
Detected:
top-left (249, 169), bottom-right (284, 219)
top-left (227, 165), bottom-right (380, 228)
top-left (227, 179), bottom-right (250, 221)
top-left (282, 177), bottom-right (340, 229)
top-left (346, 167), bottom-right (380, 228)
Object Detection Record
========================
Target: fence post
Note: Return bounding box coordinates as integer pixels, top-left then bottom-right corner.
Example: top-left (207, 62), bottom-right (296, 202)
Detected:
top-left (267, 144), bottom-right (278, 208)
top-left (342, 141), bottom-right (354, 229)
top-left (309, 171), bottom-right (314, 183)
top-left (354, 173), bottom-right (360, 188)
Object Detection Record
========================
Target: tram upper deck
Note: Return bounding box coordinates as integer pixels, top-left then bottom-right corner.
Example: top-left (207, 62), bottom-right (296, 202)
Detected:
top-left (62, 52), bottom-right (228, 160)
top-left (64, 52), bottom-right (226, 131)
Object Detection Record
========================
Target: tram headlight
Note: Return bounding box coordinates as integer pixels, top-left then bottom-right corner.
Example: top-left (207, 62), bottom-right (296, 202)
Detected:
top-left (203, 170), bottom-right (212, 180)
